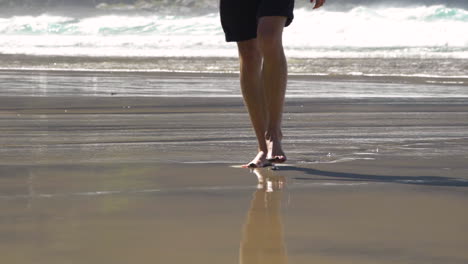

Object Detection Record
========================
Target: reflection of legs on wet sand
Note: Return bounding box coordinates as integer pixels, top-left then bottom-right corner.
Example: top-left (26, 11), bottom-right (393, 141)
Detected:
top-left (240, 169), bottom-right (287, 264)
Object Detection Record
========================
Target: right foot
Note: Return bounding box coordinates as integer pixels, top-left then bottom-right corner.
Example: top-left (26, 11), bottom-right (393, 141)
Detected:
top-left (242, 151), bottom-right (272, 168)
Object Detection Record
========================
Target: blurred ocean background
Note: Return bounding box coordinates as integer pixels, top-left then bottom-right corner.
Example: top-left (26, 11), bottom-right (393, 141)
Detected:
top-left (0, 0), bottom-right (467, 78)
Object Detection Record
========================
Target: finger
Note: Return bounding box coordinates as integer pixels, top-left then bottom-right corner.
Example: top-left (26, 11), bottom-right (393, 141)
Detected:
top-left (313, 0), bottom-right (325, 9)
top-left (314, 0), bottom-right (324, 9)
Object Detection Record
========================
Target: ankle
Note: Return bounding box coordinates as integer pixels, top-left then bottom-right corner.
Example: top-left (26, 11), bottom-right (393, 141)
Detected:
top-left (265, 130), bottom-right (282, 141)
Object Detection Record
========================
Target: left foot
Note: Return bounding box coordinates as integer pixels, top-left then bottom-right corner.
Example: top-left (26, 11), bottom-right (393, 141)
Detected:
top-left (266, 132), bottom-right (287, 163)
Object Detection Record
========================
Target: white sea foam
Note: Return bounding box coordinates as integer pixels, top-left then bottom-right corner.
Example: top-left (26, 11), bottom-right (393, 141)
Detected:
top-left (0, 5), bottom-right (467, 59)
top-left (285, 6), bottom-right (468, 57)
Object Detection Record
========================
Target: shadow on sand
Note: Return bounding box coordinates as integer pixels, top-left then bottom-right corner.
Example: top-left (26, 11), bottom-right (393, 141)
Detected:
top-left (278, 166), bottom-right (468, 188)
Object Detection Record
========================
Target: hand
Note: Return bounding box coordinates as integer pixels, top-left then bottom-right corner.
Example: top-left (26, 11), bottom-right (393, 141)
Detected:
top-left (311, 0), bottom-right (325, 9)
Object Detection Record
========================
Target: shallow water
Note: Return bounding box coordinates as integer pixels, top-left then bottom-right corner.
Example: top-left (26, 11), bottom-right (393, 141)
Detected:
top-left (0, 162), bottom-right (467, 264)
top-left (1, 70), bottom-right (467, 98)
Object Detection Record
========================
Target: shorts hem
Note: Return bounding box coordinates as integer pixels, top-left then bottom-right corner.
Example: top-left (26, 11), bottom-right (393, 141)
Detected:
top-left (224, 14), bottom-right (294, 42)
top-left (225, 34), bottom-right (257, 42)
top-left (257, 13), bottom-right (294, 27)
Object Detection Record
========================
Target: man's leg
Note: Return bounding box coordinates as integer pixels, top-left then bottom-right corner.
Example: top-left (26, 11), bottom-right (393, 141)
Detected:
top-left (257, 16), bottom-right (287, 162)
top-left (237, 39), bottom-right (270, 167)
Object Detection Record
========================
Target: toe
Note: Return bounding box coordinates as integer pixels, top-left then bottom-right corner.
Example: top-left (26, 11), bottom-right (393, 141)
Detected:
top-left (267, 156), bottom-right (287, 163)
top-left (241, 163), bottom-right (257, 169)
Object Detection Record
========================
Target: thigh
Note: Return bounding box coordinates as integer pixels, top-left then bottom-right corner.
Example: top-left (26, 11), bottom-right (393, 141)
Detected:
top-left (220, 0), bottom-right (260, 42)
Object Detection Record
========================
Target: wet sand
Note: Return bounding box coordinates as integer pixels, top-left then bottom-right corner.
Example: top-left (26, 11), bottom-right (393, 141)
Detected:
top-left (1, 71), bottom-right (468, 263)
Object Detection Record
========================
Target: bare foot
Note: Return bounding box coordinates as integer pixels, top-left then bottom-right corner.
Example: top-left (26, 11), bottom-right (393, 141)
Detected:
top-left (242, 151), bottom-right (272, 168)
top-left (266, 132), bottom-right (287, 163)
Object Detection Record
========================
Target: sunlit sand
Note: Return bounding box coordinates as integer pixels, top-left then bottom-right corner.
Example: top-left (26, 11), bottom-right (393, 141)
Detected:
top-left (1, 73), bottom-right (467, 263)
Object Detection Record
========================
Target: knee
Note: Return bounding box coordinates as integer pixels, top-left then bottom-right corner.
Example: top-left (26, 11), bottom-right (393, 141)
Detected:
top-left (237, 40), bottom-right (262, 65)
top-left (257, 23), bottom-right (284, 56)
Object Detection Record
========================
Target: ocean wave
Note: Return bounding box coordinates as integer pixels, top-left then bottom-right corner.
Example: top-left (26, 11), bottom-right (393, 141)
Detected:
top-left (423, 6), bottom-right (468, 21)
top-left (1, 0), bottom-right (468, 10)
top-left (0, 5), bottom-right (467, 62)
top-left (1, 5), bottom-right (467, 35)
top-left (0, 13), bottom-right (221, 35)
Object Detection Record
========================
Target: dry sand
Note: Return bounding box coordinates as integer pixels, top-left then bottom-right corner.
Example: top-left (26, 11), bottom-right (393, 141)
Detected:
top-left (0, 72), bottom-right (467, 264)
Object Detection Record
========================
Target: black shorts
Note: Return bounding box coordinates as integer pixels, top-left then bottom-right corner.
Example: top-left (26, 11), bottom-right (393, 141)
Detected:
top-left (220, 0), bottom-right (295, 42)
